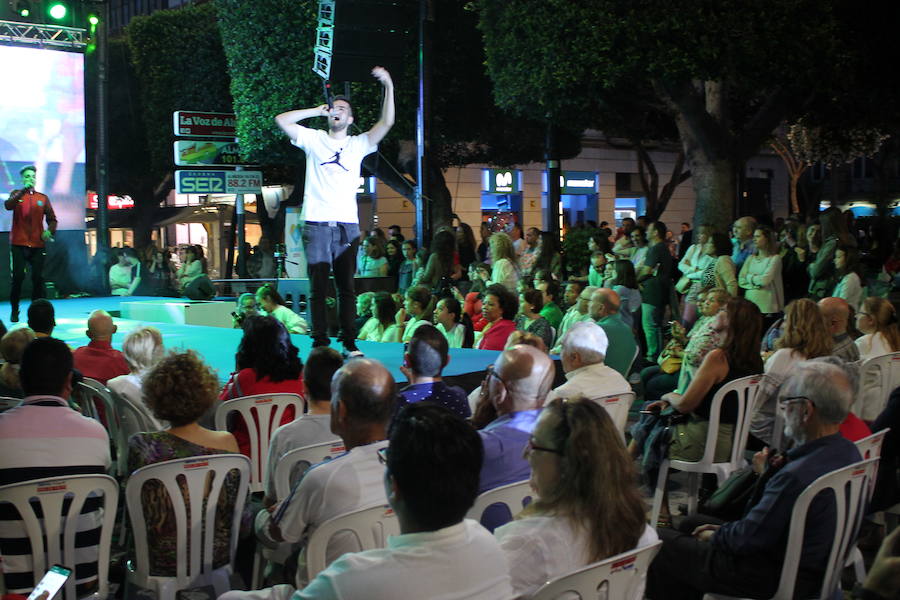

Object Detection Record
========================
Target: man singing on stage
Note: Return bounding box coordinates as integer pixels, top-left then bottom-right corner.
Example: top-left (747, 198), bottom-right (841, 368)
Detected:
top-left (5, 165), bottom-right (57, 323)
top-left (275, 66), bottom-right (394, 356)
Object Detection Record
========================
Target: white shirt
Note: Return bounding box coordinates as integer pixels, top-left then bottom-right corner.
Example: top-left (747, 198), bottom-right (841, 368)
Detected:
top-left (293, 128), bottom-right (376, 223)
top-left (856, 332), bottom-right (894, 360)
top-left (550, 309), bottom-right (592, 354)
top-left (833, 272), bottom-right (863, 312)
top-left (436, 322), bottom-right (465, 349)
top-left (265, 413), bottom-right (339, 499)
top-left (297, 519), bottom-right (514, 600)
top-left (269, 305), bottom-right (309, 335)
top-left (490, 258), bottom-right (519, 293)
top-left (738, 254), bottom-right (784, 314)
top-left (495, 516), bottom-right (658, 600)
top-left (751, 348), bottom-right (807, 445)
top-left (358, 317), bottom-right (399, 343)
top-left (545, 362), bottom-right (630, 405)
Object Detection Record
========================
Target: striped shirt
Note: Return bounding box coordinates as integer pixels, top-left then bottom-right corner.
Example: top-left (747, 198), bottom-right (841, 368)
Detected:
top-left (0, 396), bottom-right (110, 595)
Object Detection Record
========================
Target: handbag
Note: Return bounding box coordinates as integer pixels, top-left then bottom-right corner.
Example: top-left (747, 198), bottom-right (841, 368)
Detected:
top-left (675, 275), bottom-right (692, 294)
top-left (699, 468), bottom-right (759, 520)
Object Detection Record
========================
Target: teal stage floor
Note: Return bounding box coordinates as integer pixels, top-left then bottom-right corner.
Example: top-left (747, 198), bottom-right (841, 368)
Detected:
top-left (3, 296), bottom-right (500, 388)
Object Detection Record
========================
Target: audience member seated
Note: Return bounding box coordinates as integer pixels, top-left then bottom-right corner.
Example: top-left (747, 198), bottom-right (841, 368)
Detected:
top-left (869, 387), bottom-right (900, 513)
top-left (505, 330), bottom-right (548, 353)
top-left (109, 247), bottom-right (142, 296)
top-left (638, 298), bottom-right (764, 525)
top-left (353, 291), bottom-right (375, 335)
top-left (533, 276), bottom-right (564, 330)
top-left (225, 403), bottom-right (514, 600)
top-left (257, 284), bottom-right (309, 335)
top-left (127, 350), bottom-right (244, 577)
top-left (549, 285), bottom-right (596, 354)
top-left (752, 298), bottom-right (833, 446)
top-left (475, 284), bottom-right (518, 351)
top-left (589, 287), bottom-right (638, 377)
top-left (27, 298), bottom-right (55, 337)
top-left (808, 356), bottom-right (870, 443)
top-left (233, 292), bottom-right (260, 329)
top-left (358, 292), bottom-right (400, 342)
top-left (817, 296), bottom-right (860, 363)
top-left (647, 361), bottom-right (862, 599)
top-left (488, 232), bottom-right (520, 293)
top-left (473, 345), bottom-right (554, 492)
top-left (264, 347), bottom-right (344, 507)
top-left (856, 296), bottom-right (900, 360)
top-left (433, 296), bottom-right (473, 348)
top-left (495, 397), bottom-right (657, 599)
top-left (639, 320), bottom-right (687, 405)
top-left (546, 321), bottom-right (629, 406)
top-left (220, 316), bottom-right (303, 458)
top-left (395, 324), bottom-right (470, 420)
top-left (0, 327), bottom-right (35, 398)
top-left (257, 359), bottom-right (395, 587)
top-left (72, 309), bottom-right (131, 384)
top-left (177, 244), bottom-right (215, 300)
top-left (107, 326), bottom-right (165, 428)
top-left (413, 229), bottom-right (459, 290)
top-left (0, 338), bottom-right (110, 596)
top-left (394, 285), bottom-right (433, 343)
top-left (676, 288), bottom-right (729, 393)
top-left (514, 288), bottom-right (553, 349)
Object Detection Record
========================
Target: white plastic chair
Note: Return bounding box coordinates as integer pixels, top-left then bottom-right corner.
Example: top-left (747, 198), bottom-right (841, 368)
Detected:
top-left (305, 503), bottom-right (400, 581)
top-left (531, 540), bottom-right (663, 600)
top-left (649, 374), bottom-right (762, 527)
top-left (591, 391), bottom-right (636, 442)
top-left (0, 396), bottom-right (22, 412)
top-left (75, 378), bottom-right (121, 449)
top-left (125, 454), bottom-right (251, 600)
top-left (0, 474), bottom-right (118, 600)
top-left (704, 458), bottom-right (879, 600)
top-left (854, 351), bottom-right (900, 421)
top-left (466, 480), bottom-right (533, 527)
top-left (845, 429), bottom-right (890, 583)
top-left (214, 393), bottom-right (305, 492)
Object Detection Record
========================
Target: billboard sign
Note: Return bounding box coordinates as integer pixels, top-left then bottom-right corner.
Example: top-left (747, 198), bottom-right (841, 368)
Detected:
top-left (173, 111), bottom-right (237, 138)
top-left (175, 170), bottom-right (263, 194)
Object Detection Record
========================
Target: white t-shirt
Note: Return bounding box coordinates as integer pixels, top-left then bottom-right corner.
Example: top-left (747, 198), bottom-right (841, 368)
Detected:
top-left (268, 305), bottom-right (309, 335)
top-left (264, 413), bottom-right (339, 499)
top-left (856, 332), bottom-right (894, 361)
top-left (495, 516), bottom-right (658, 600)
top-left (293, 127), bottom-right (377, 223)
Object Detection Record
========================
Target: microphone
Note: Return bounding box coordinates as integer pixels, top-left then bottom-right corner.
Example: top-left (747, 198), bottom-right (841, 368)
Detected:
top-left (323, 80), bottom-right (333, 111)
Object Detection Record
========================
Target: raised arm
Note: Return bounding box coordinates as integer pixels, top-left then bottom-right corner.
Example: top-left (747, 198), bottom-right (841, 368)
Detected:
top-left (274, 105), bottom-right (330, 142)
top-left (366, 66), bottom-right (395, 145)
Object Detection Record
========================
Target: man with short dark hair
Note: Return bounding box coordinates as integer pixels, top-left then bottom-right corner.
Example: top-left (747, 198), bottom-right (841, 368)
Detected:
top-left (396, 324), bottom-right (469, 420)
top-left (26, 298), bottom-right (55, 337)
top-left (0, 337), bottom-right (110, 596)
top-left (534, 277), bottom-right (564, 330)
top-left (5, 165), bottom-right (57, 323)
top-left (637, 221), bottom-right (674, 361)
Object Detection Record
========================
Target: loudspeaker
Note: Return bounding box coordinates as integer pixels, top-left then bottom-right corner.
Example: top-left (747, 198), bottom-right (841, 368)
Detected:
top-left (314, 0), bottom-right (413, 82)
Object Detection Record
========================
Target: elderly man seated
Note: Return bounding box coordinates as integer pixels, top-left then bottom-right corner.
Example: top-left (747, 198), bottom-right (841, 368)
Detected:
top-left (646, 360), bottom-right (862, 599)
top-left (546, 321), bottom-right (630, 407)
top-left (550, 284), bottom-right (596, 355)
top-left (589, 287), bottom-right (638, 376)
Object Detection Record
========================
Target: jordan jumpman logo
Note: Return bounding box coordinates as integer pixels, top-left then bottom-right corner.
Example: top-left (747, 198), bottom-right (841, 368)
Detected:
top-left (320, 149), bottom-right (349, 171)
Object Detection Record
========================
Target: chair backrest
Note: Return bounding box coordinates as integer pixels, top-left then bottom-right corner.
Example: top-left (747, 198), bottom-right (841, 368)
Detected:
top-left (628, 343), bottom-right (641, 375)
top-left (305, 503), bottom-right (400, 581)
top-left (273, 439), bottom-right (346, 501)
top-left (590, 391), bottom-right (636, 441)
top-left (855, 352), bottom-right (900, 420)
top-left (75, 378), bottom-right (120, 442)
top-left (111, 389), bottom-right (163, 477)
top-left (466, 480), bottom-right (532, 524)
top-left (0, 474), bottom-right (119, 600)
top-left (0, 396), bottom-right (22, 412)
top-left (125, 454), bottom-right (250, 589)
top-left (775, 458), bottom-right (879, 599)
top-left (698, 374), bottom-right (762, 467)
top-left (531, 540), bottom-right (663, 600)
top-left (855, 428), bottom-right (889, 461)
top-left (214, 393), bottom-right (305, 492)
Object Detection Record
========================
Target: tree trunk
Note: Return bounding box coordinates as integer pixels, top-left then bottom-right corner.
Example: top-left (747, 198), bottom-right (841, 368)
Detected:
top-left (688, 158), bottom-right (736, 230)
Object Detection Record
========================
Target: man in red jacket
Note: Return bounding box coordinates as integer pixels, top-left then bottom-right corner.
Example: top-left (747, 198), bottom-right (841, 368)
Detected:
top-left (4, 166), bottom-right (57, 323)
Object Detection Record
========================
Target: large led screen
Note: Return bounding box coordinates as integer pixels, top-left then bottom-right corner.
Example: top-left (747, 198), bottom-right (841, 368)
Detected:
top-left (0, 45), bottom-right (86, 231)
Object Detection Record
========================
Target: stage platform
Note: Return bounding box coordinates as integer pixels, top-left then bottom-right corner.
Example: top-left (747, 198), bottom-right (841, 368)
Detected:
top-left (1, 296), bottom-right (500, 390)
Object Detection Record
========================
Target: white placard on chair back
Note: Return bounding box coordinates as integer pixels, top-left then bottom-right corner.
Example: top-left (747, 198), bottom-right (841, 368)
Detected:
top-left (590, 391), bottom-right (636, 442)
top-left (274, 439), bottom-right (345, 501)
top-left (305, 503), bottom-right (400, 581)
top-left (214, 393), bottom-right (304, 492)
top-left (125, 454), bottom-right (250, 600)
top-left (0, 474), bottom-right (118, 600)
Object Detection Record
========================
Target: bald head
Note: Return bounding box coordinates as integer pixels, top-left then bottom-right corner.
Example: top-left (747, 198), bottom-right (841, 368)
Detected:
top-left (87, 310), bottom-right (117, 341)
top-left (733, 217), bottom-right (757, 242)
top-left (589, 288), bottom-right (620, 321)
top-left (332, 358), bottom-right (396, 425)
top-left (818, 297), bottom-right (850, 335)
top-left (493, 344), bottom-right (555, 413)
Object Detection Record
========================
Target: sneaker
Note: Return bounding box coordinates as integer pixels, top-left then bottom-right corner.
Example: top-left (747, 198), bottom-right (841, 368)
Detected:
top-left (343, 348), bottom-right (365, 360)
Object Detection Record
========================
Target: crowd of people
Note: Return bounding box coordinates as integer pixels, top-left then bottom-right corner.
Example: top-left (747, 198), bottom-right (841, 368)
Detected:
top-left (1, 206), bottom-right (900, 600)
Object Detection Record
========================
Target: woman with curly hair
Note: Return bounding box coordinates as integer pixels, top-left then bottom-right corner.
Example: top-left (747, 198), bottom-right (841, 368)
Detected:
top-left (514, 288), bottom-right (554, 349)
top-left (476, 283), bottom-right (518, 351)
top-left (495, 397), bottom-right (657, 598)
top-left (750, 298), bottom-right (833, 446)
top-left (219, 316), bottom-right (304, 456)
top-left (127, 350), bottom-right (244, 576)
top-left (488, 232), bottom-right (519, 293)
top-left (856, 296), bottom-right (900, 360)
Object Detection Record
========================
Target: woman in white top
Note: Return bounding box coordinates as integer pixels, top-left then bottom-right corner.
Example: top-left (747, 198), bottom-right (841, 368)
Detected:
top-left (495, 397), bottom-right (657, 599)
top-left (856, 296), bottom-right (900, 360)
top-left (832, 245), bottom-right (864, 311)
top-left (108, 326), bottom-right (166, 429)
top-left (488, 231), bottom-right (520, 293)
top-left (738, 226), bottom-right (784, 325)
top-left (256, 284), bottom-right (309, 334)
top-left (394, 285), bottom-right (433, 343)
top-left (357, 236), bottom-right (389, 277)
top-left (678, 225), bottom-right (714, 328)
top-left (357, 291), bottom-right (400, 342)
top-left (433, 296), bottom-right (471, 348)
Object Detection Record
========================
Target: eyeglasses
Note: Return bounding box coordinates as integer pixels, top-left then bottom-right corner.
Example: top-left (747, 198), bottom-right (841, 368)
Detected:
top-left (377, 446), bottom-right (389, 466)
top-left (525, 438), bottom-right (563, 456)
top-left (484, 364), bottom-right (506, 389)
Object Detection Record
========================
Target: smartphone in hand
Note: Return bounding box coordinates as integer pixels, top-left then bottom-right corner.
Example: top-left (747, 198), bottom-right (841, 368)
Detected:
top-left (27, 564), bottom-right (72, 600)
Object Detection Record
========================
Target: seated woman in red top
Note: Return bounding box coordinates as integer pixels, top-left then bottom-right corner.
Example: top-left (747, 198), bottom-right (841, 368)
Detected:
top-left (476, 284), bottom-right (519, 351)
top-left (219, 316), bottom-right (304, 457)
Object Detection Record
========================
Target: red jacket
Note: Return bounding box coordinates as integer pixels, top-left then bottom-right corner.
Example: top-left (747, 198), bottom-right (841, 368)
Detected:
top-left (5, 189), bottom-right (57, 248)
top-left (477, 318), bottom-right (516, 351)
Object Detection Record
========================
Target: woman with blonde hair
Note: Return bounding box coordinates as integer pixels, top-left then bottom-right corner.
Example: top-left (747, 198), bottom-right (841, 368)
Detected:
top-left (108, 326), bottom-right (165, 427)
top-left (495, 397), bottom-right (657, 598)
top-left (856, 297), bottom-right (900, 360)
top-left (488, 231), bottom-right (519, 292)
